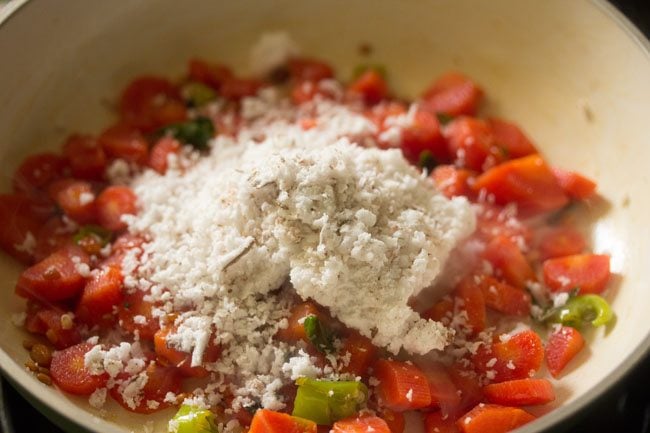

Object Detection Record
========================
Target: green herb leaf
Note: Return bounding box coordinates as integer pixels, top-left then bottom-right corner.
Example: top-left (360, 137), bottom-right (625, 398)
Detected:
top-left (303, 315), bottom-right (333, 353)
top-left (159, 116), bottom-right (215, 151)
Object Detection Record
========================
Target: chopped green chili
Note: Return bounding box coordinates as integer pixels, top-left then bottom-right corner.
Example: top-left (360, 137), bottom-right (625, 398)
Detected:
top-left (435, 112), bottom-right (454, 126)
top-left (182, 82), bottom-right (217, 107)
top-left (292, 378), bottom-right (368, 425)
top-left (418, 150), bottom-right (438, 175)
top-left (159, 116), bottom-right (215, 151)
top-left (170, 404), bottom-right (219, 433)
top-left (546, 294), bottom-right (613, 328)
top-left (73, 225), bottom-right (112, 247)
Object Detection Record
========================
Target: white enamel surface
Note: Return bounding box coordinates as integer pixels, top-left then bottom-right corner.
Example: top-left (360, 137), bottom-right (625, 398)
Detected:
top-left (0, 1), bottom-right (649, 432)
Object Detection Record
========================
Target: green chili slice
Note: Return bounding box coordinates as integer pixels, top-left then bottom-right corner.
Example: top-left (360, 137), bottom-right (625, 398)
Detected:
top-left (170, 404), bottom-right (219, 433)
top-left (292, 378), bottom-right (368, 425)
top-left (73, 225), bottom-right (113, 247)
top-left (548, 294), bottom-right (613, 328)
top-left (159, 116), bottom-right (215, 151)
top-left (418, 150), bottom-right (438, 175)
top-left (182, 82), bottom-right (217, 107)
top-left (435, 112), bottom-right (454, 126)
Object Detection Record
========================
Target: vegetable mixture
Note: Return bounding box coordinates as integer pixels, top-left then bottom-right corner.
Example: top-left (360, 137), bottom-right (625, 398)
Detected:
top-left (1, 38), bottom-right (614, 433)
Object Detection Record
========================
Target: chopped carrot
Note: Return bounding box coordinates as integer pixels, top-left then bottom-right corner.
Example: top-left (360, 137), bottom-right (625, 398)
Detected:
top-left (348, 69), bottom-right (388, 105)
top-left (473, 154), bottom-right (569, 216)
top-left (431, 165), bottom-right (475, 199)
top-left (477, 275), bottom-right (531, 316)
top-left (444, 117), bottom-right (501, 172)
top-left (400, 110), bottom-right (448, 164)
top-left (50, 343), bottom-right (109, 395)
top-left (188, 58), bottom-right (233, 90)
top-left (483, 236), bottom-right (535, 289)
top-left (380, 408), bottom-right (405, 433)
top-left (483, 378), bottom-right (555, 406)
top-left (472, 330), bottom-right (544, 383)
top-left (543, 254), bottom-right (611, 294)
top-left (457, 404), bottom-right (535, 433)
top-left (422, 297), bottom-right (454, 324)
top-left (454, 277), bottom-right (487, 335)
top-left (422, 72), bottom-right (483, 116)
top-left (545, 326), bottom-right (585, 378)
top-left (248, 409), bottom-right (317, 433)
top-left (537, 226), bottom-right (586, 260)
top-left (418, 362), bottom-right (461, 415)
top-left (551, 167), bottom-right (597, 200)
top-left (424, 411), bottom-right (459, 433)
top-left (487, 118), bottom-right (538, 159)
top-left (15, 245), bottom-right (90, 302)
top-left (276, 301), bottom-right (322, 343)
top-left (332, 415), bottom-right (391, 433)
top-left (374, 359), bottom-right (432, 411)
top-left (75, 265), bottom-right (124, 324)
top-left (339, 332), bottom-right (377, 377)
top-left (154, 325), bottom-right (220, 377)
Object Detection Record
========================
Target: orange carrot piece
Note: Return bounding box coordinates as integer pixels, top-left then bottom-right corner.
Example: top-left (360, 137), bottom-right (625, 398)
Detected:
top-left (340, 333), bottom-right (377, 377)
top-left (537, 226), bottom-right (586, 260)
top-left (477, 275), bottom-right (531, 316)
top-left (483, 378), bottom-right (555, 406)
top-left (543, 254), bottom-right (610, 294)
top-left (457, 404), bottom-right (535, 433)
top-left (472, 154), bottom-right (569, 216)
top-left (374, 359), bottom-right (432, 411)
top-left (332, 415), bottom-right (392, 433)
top-left (248, 409), bottom-right (317, 433)
top-left (545, 326), bottom-right (585, 378)
top-left (551, 167), bottom-right (597, 200)
top-left (424, 411), bottom-right (459, 433)
top-left (380, 408), bottom-right (405, 433)
top-left (472, 330), bottom-right (544, 383)
top-left (483, 236), bottom-right (535, 289)
top-left (455, 277), bottom-right (487, 335)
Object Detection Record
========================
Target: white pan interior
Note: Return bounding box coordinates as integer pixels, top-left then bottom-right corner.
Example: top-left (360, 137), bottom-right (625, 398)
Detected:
top-left (0, 0), bottom-right (649, 432)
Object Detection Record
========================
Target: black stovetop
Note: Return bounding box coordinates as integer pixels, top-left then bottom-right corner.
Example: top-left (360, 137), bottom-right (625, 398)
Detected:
top-left (1, 1), bottom-right (649, 432)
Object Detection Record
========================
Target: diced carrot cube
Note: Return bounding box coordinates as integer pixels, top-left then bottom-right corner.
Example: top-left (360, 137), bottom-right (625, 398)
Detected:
top-left (374, 359), bottom-right (432, 411)
top-left (248, 409), bottom-right (317, 433)
top-left (545, 326), bottom-right (585, 378)
top-left (543, 254), bottom-right (610, 294)
top-left (457, 404), bottom-right (535, 433)
top-left (483, 236), bottom-right (535, 289)
top-left (483, 378), bottom-right (555, 406)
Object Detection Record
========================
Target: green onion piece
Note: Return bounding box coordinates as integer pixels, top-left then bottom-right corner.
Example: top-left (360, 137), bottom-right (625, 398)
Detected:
top-left (303, 315), bottom-right (333, 353)
top-left (435, 112), bottom-right (454, 125)
top-left (73, 225), bottom-right (112, 247)
top-left (160, 116), bottom-right (215, 151)
top-left (182, 82), bottom-right (217, 107)
top-left (170, 404), bottom-right (219, 433)
top-left (352, 63), bottom-right (387, 80)
top-left (418, 150), bottom-right (438, 174)
top-left (292, 378), bottom-right (368, 425)
top-left (548, 294), bottom-right (614, 328)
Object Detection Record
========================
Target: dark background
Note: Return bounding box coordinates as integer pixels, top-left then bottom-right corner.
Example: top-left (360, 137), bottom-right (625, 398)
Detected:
top-left (1, 0), bottom-right (649, 432)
